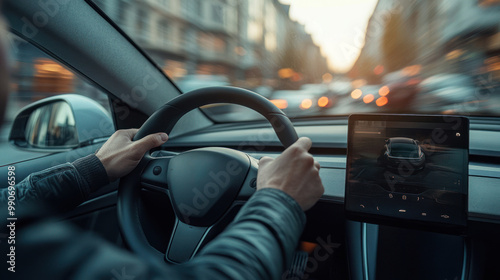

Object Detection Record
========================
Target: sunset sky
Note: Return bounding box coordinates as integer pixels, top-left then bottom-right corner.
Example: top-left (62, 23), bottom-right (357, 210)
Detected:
top-left (279, 0), bottom-right (378, 73)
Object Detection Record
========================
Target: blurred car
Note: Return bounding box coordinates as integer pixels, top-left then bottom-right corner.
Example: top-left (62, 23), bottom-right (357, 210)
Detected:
top-left (349, 84), bottom-right (381, 109)
top-left (383, 137), bottom-right (425, 170)
top-left (300, 83), bottom-right (329, 93)
top-left (413, 73), bottom-right (488, 114)
top-left (381, 70), bottom-right (422, 111)
top-left (300, 83), bottom-right (336, 109)
top-left (269, 89), bottom-right (322, 117)
top-left (418, 73), bottom-right (474, 93)
top-left (175, 74), bottom-right (230, 92)
top-left (328, 79), bottom-right (353, 97)
top-left (321, 80), bottom-right (352, 113)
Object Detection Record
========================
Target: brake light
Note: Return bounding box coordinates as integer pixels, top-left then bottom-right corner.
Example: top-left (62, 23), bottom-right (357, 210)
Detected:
top-left (363, 94), bottom-right (374, 104)
top-left (318, 96), bottom-right (330, 108)
top-left (300, 98), bottom-right (313, 110)
top-left (376, 96), bottom-right (388, 106)
top-left (351, 89), bottom-right (362, 99)
top-left (379, 86), bottom-right (390, 97)
top-left (270, 99), bottom-right (288, 109)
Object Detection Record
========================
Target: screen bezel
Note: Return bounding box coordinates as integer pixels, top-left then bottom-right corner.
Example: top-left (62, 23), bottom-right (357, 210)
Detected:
top-left (345, 114), bottom-right (469, 235)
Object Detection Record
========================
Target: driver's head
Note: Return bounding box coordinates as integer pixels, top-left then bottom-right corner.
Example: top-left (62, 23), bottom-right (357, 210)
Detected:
top-left (0, 7), bottom-right (9, 127)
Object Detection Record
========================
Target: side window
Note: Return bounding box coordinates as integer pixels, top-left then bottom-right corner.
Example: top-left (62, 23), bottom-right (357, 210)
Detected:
top-left (4, 33), bottom-right (113, 130)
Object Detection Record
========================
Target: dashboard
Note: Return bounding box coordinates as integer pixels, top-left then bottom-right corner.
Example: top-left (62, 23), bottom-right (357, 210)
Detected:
top-left (50, 117), bottom-right (500, 280)
top-left (160, 117), bottom-right (500, 279)
top-left (164, 118), bottom-right (500, 224)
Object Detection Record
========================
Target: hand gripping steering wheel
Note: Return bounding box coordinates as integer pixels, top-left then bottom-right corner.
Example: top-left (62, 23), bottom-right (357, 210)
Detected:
top-left (117, 86), bottom-right (298, 265)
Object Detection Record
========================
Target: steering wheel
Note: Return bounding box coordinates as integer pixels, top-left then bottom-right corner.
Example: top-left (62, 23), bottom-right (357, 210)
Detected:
top-left (117, 86), bottom-right (298, 265)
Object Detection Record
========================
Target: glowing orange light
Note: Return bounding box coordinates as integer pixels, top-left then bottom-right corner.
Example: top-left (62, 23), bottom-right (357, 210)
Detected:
top-left (376, 96), bottom-right (388, 107)
top-left (487, 61), bottom-right (500, 72)
top-left (33, 58), bottom-right (74, 93)
top-left (300, 98), bottom-right (312, 110)
top-left (363, 94), bottom-right (374, 104)
top-left (402, 65), bottom-right (421, 76)
top-left (300, 241), bottom-right (318, 254)
top-left (379, 86), bottom-right (390, 97)
top-left (442, 109), bottom-right (456, 114)
top-left (322, 73), bottom-right (333, 83)
top-left (351, 89), bottom-right (362, 99)
top-left (270, 99), bottom-right (288, 109)
top-left (318, 96), bottom-right (330, 108)
top-left (446, 50), bottom-right (464, 60)
top-left (373, 65), bottom-right (384, 75)
top-left (278, 68), bottom-right (294, 79)
top-left (34, 58), bottom-right (73, 78)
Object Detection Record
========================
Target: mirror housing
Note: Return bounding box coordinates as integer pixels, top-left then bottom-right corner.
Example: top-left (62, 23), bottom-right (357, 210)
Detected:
top-left (9, 94), bottom-right (114, 149)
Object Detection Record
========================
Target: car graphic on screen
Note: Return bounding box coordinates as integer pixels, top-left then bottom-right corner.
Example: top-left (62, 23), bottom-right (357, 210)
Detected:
top-left (383, 137), bottom-right (426, 170)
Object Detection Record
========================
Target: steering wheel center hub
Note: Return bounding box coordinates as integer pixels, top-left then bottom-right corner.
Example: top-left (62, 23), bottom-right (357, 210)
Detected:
top-left (167, 147), bottom-right (250, 226)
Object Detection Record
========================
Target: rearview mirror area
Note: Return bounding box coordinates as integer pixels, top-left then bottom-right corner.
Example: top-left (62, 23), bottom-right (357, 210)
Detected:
top-left (24, 101), bottom-right (78, 148)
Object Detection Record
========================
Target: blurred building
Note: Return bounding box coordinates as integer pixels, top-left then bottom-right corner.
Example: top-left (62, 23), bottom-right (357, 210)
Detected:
top-left (351, 0), bottom-right (500, 87)
top-left (94, 0), bottom-right (239, 80)
top-left (94, 0), bottom-right (329, 87)
top-left (7, 35), bottom-right (110, 122)
top-left (439, 0), bottom-right (500, 79)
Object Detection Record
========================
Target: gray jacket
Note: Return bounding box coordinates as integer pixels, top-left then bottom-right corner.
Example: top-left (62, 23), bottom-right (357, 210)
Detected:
top-left (0, 154), bottom-right (306, 279)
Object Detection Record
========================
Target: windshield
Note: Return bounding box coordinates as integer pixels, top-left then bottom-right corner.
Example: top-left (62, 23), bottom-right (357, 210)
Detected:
top-left (93, 0), bottom-right (500, 121)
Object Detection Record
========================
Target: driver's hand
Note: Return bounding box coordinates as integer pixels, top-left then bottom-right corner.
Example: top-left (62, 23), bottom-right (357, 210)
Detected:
top-left (96, 129), bottom-right (168, 182)
top-left (257, 137), bottom-right (324, 211)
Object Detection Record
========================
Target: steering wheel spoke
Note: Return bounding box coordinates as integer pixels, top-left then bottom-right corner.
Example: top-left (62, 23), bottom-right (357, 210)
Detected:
top-left (165, 201), bottom-right (246, 263)
top-left (236, 155), bottom-right (259, 200)
top-left (165, 219), bottom-right (209, 263)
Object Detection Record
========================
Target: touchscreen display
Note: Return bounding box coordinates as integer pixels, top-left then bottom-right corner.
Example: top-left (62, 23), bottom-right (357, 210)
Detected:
top-left (345, 114), bottom-right (468, 230)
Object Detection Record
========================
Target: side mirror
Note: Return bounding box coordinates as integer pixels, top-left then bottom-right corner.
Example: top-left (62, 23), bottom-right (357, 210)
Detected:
top-left (24, 101), bottom-right (78, 148)
top-left (9, 94), bottom-right (114, 150)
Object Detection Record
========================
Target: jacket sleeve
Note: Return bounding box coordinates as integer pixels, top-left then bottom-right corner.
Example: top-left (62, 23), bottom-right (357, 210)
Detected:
top-left (0, 154), bottom-right (109, 212)
top-left (181, 188), bottom-right (306, 279)
top-left (6, 188), bottom-right (306, 280)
